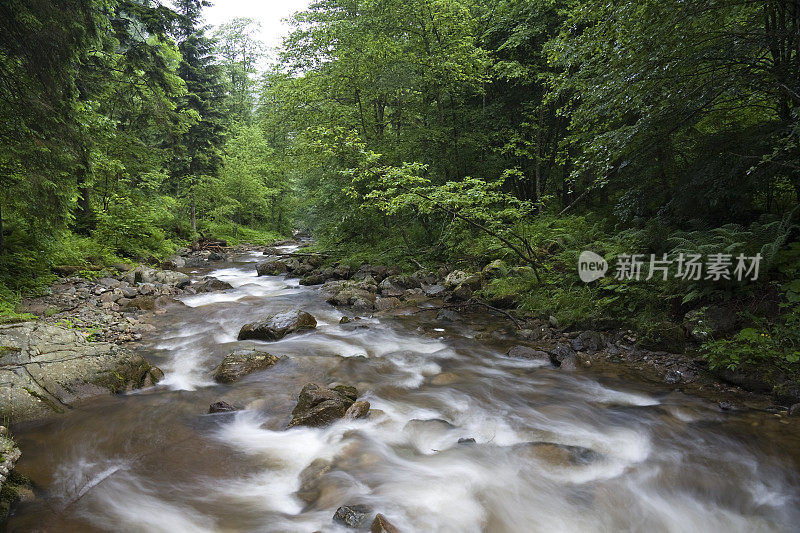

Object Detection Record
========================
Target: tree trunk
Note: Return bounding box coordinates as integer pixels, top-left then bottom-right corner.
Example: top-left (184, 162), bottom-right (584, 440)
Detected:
top-left (191, 193), bottom-right (197, 235)
top-left (0, 201), bottom-right (4, 254)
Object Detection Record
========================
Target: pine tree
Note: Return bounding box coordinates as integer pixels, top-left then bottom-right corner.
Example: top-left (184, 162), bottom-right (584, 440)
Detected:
top-left (171, 0), bottom-right (227, 235)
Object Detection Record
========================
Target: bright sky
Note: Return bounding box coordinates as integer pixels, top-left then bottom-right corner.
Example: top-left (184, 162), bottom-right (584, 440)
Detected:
top-left (203, 0), bottom-right (312, 55)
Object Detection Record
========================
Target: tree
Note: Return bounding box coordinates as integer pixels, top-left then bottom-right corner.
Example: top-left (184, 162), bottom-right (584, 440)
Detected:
top-left (214, 17), bottom-right (265, 123)
top-left (170, 0), bottom-right (227, 235)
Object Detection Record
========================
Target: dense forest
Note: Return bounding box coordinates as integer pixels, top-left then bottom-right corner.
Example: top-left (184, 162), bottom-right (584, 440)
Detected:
top-left (1, 0), bottom-right (799, 377)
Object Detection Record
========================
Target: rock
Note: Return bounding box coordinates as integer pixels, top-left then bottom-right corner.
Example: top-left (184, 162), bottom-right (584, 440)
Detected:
top-left (375, 297), bottom-right (401, 311)
top-left (238, 310), bottom-right (317, 341)
top-left (436, 309), bottom-right (463, 322)
top-left (444, 270), bottom-right (468, 289)
top-left (664, 369), bottom-right (682, 385)
top-left (450, 284), bottom-right (473, 301)
top-left (209, 401), bottom-right (239, 413)
top-left (339, 316), bottom-right (352, 324)
top-left (570, 331), bottom-right (605, 352)
top-left (457, 437), bottom-right (476, 445)
top-left (162, 256), bottom-right (185, 269)
top-left (683, 305), bottom-right (737, 342)
top-left (300, 274), bottom-right (326, 286)
top-left (344, 400), bottom-right (370, 419)
top-left (256, 260), bottom-right (288, 276)
top-left (212, 350), bottom-right (281, 383)
top-left (518, 442), bottom-right (600, 467)
top-left (548, 343), bottom-right (577, 368)
top-left (788, 404), bottom-right (800, 417)
top-left (127, 296), bottom-right (156, 310)
top-left (138, 283), bottom-right (154, 295)
top-left (296, 458), bottom-right (332, 503)
top-left (0, 322), bottom-right (163, 423)
top-left (431, 372), bottom-right (459, 385)
top-left (507, 346), bottom-right (551, 363)
top-left (481, 259), bottom-right (507, 279)
top-left (548, 315), bottom-right (559, 328)
top-left (334, 504), bottom-right (372, 529)
top-left (422, 284), bottom-right (445, 297)
top-left (288, 383), bottom-right (356, 428)
top-left (772, 382), bottom-right (800, 406)
top-left (193, 276), bottom-right (234, 292)
top-left (332, 385), bottom-right (358, 401)
top-left (371, 514), bottom-right (401, 533)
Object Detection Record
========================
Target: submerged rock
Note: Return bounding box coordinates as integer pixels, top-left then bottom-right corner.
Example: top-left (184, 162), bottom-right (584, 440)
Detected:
top-left (507, 345), bottom-right (551, 363)
top-left (238, 310), bottom-right (317, 341)
top-left (288, 383), bottom-right (357, 428)
top-left (517, 442), bottom-right (600, 467)
top-left (0, 322), bottom-right (163, 423)
top-left (334, 504), bottom-right (373, 528)
top-left (212, 350), bottom-right (281, 383)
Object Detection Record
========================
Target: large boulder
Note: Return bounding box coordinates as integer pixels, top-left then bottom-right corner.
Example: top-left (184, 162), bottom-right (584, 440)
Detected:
top-left (238, 310), bottom-right (317, 341)
top-left (212, 350), bottom-right (281, 383)
top-left (683, 305), bottom-right (737, 342)
top-left (288, 383), bottom-right (357, 428)
top-left (256, 259), bottom-right (288, 276)
top-left (0, 322), bottom-right (163, 423)
top-left (482, 259), bottom-right (508, 280)
top-left (193, 276), bottom-right (234, 293)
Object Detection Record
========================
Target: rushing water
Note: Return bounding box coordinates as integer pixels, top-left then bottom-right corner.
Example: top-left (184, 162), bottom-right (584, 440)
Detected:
top-left (8, 249), bottom-right (800, 532)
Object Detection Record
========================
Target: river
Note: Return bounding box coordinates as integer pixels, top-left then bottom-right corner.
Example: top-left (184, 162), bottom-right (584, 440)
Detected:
top-left (8, 247), bottom-right (800, 532)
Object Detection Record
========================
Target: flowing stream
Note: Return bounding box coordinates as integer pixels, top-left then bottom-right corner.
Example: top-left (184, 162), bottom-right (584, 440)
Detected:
top-left (8, 248), bottom-right (800, 532)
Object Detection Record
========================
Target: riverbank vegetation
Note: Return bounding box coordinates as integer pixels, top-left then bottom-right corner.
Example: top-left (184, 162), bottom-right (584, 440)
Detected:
top-left (2, 1), bottom-right (800, 384)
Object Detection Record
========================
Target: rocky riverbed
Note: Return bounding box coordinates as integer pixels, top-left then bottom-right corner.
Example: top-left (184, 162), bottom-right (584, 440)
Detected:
top-left (2, 241), bottom-right (799, 531)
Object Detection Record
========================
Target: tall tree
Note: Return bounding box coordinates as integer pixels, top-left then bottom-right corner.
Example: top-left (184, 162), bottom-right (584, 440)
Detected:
top-left (171, 0), bottom-right (227, 235)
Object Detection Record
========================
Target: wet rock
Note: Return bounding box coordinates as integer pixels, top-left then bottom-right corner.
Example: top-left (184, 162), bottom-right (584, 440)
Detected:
top-left (296, 458), bottom-right (332, 503)
top-left (371, 514), bottom-right (401, 533)
top-left (300, 274), bottom-right (326, 286)
top-left (431, 372), bottom-right (460, 385)
top-left (344, 400), bottom-right (370, 419)
top-left (193, 277), bottom-right (234, 292)
top-left (507, 346), bottom-right (551, 363)
top-left (213, 350), bottom-right (281, 383)
top-left (256, 259), bottom-right (287, 276)
top-left (238, 310), bottom-right (317, 341)
top-left (0, 322), bottom-right (163, 423)
top-left (457, 437), bottom-right (476, 445)
top-left (209, 401), bottom-right (239, 413)
top-left (288, 383), bottom-right (357, 428)
top-left (549, 343), bottom-right (577, 368)
top-left (450, 284), bottom-right (473, 301)
top-left (332, 385), bottom-right (359, 401)
top-left (375, 297), bottom-right (401, 311)
top-left (334, 504), bottom-right (373, 529)
top-left (436, 309), bottom-right (463, 322)
top-left (518, 442), bottom-right (600, 467)
top-left (788, 404), bottom-right (800, 417)
top-left (664, 369), bottom-right (682, 385)
top-left (339, 316), bottom-right (352, 324)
